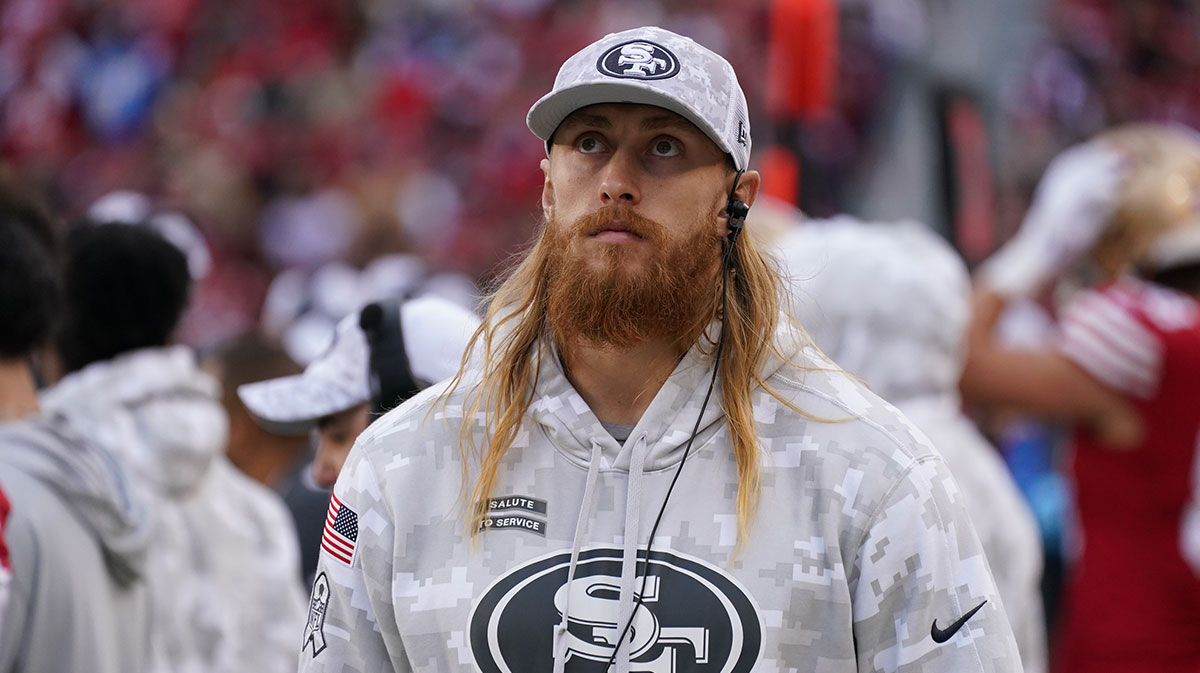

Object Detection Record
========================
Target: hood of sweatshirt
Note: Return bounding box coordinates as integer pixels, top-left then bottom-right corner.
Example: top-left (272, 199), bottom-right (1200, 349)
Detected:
top-left (0, 414), bottom-right (151, 586)
top-left (41, 345), bottom-right (230, 497)
top-left (775, 219), bottom-right (971, 405)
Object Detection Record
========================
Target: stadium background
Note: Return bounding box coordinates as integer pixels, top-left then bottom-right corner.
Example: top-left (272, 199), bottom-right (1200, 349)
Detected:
top-left (3, 0), bottom-right (1199, 641)
top-left (6, 0), bottom-right (1197, 348)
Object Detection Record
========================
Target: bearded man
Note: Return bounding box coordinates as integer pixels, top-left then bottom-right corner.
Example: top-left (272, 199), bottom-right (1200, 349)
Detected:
top-left (298, 27), bottom-right (1021, 673)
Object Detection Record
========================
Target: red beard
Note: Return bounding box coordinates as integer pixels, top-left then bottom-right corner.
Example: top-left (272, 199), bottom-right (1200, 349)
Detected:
top-left (543, 205), bottom-right (723, 351)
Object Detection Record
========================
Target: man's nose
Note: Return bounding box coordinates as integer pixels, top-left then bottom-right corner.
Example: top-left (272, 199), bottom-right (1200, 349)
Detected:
top-left (599, 149), bottom-right (642, 206)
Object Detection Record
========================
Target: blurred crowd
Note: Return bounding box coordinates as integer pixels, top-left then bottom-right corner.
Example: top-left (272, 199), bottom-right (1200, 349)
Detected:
top-left (4, 0), bottom-right (1197, 344)
top-left (1014, 0), bottom-right (1200, 154)
top-left (1, 0), bottom-right (1200, 671)
top-left (0, 0), bottom-right (765, 350)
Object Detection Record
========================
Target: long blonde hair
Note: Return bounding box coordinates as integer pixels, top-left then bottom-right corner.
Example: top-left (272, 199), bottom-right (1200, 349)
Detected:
top-left (441, 212), bottom-right (804, 546)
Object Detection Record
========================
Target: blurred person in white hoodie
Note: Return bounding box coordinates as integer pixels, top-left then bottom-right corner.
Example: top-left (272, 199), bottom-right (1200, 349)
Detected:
top-left (774, 218), bottom-right (1047, 673)
top-left (40, 222), bottom-right (306, 673)
top-left (0, 189), bottom-right (153, 672)
top-left (204, 335), bottom-right (327, 586)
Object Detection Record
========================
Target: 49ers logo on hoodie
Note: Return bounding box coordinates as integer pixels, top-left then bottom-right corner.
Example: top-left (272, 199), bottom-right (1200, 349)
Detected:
top-left (468, 548), bottom-right (762, 672)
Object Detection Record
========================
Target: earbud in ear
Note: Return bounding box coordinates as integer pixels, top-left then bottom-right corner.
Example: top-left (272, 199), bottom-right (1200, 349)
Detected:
top-left (727, 199), bottom-right (749, 222)
top-left (726, 199), bottom-right (750, 244)
top-left (722, 168), bottom-right (749, 247)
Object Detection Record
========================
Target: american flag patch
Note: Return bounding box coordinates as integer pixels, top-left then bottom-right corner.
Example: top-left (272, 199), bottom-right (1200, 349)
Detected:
top-left (321, 493), bottom-right (359, 566)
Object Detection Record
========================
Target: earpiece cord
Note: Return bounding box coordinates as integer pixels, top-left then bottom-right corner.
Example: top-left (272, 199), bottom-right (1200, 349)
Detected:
top-left (603, 242), bottom-right (735, 670)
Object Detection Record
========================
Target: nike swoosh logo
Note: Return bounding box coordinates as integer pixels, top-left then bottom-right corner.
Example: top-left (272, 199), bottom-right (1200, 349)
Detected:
top-left (930, 600), bottom-right (987, 643)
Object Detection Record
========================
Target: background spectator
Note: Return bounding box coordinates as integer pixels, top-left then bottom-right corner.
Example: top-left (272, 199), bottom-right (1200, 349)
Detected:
top-left (42, 223), bottom-right (306, 673)
top-left (0, 181), bottom-right (152, 673)
top-left (203, 335), bottom-right (328, 586)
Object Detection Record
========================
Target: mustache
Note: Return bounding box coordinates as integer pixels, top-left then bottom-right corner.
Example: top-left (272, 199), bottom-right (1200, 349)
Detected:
top-left (568, 206), bottom-right (666, 243)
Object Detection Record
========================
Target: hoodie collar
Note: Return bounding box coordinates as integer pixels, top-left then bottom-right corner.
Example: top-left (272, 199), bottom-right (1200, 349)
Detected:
top-left (529, 316), bottom-right (807, 473)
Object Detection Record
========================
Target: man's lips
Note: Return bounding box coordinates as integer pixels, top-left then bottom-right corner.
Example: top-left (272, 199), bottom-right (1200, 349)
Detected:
top-left (591, 230), bottom-right (642, 243)
top-left (587, 221), bottom-right (644, 240)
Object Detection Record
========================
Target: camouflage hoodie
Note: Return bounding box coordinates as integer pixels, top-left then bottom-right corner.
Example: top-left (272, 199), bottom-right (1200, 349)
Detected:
top-left (299, 320), bottom-right (1023, 673)
top-left (42, 345), bottom-right (307, 673)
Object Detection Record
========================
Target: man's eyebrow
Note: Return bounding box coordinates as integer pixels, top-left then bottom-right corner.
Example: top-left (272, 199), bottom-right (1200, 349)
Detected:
top-left (640, 115), bottom-right (696, 133)
top-left (558, 112), bottom-right (612, 132)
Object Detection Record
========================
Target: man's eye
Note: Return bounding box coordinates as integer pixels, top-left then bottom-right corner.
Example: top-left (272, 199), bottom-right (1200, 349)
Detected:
top-left (650, 138), bottom-right (680, 157)
top-left (578, 136), bottom-right (605, 153)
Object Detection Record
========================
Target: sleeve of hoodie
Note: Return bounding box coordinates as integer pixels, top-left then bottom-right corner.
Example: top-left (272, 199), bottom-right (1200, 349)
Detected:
top-left (297, 438), bottom-right (409, 673)
top-left (849, 454), bottom-right (1024, 673)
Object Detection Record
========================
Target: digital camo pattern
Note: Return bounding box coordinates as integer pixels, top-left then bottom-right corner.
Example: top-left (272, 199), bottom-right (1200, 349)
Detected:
top-left (776, 219), bottom-right (1046, 673)
top-left (42, 345), bottom-right (307, 673)
top-left (298, 319), bottom-right (1022, 672)
top-left (526, 26), bottom-right (751, 171)
top-left (898, 403), bottom-right (1046, 673)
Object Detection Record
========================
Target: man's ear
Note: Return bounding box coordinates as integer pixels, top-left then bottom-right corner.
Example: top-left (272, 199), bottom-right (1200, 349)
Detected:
top-left (540, 158), bottom-right (554, 221)
top-left (734, 169), bottom-right (762, 209)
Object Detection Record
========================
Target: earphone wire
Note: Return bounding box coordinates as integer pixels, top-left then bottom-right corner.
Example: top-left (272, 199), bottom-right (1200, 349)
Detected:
top-left (603, 174), bottom-right (743, 670)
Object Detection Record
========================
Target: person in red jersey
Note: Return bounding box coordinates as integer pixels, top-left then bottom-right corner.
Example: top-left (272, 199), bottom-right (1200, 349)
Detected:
top-left (964, 123), bottom-right (1200, 673)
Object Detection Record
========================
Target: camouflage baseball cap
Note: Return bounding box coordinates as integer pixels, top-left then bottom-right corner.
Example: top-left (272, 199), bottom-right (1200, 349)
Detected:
top-left (238, 311), bottom-right (371, 434)
top-left (527, 26), bottom-right (751, 171)
top-left (238, 296), bottom-right (482, 434)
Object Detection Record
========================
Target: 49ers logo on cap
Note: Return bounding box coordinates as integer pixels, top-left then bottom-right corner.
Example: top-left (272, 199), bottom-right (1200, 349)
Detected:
top-left (597, 40), bottom-right (680, 80)
top-left (467, 547), bottom-right (762, 672)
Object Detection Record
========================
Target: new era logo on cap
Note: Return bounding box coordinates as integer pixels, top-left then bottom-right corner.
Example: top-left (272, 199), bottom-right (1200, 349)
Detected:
top-left (597, 40), bottom-right (680, 80)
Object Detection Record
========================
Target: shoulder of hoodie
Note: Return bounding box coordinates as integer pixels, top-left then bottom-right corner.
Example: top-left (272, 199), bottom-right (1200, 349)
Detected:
top-left (350, 376), bottom-right (470, 468)
top-left (0, 457), bottom-right (103, 568)
top-left (0, 460), bottom-right (136, 672)
top-left (760, 339), bottom-right (944, 479)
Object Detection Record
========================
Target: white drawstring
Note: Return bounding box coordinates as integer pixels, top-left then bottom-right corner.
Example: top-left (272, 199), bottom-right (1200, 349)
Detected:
top-left (553, 440), bottom-right (604, 673)
top-left (614, 433), bottom-right (648, 673)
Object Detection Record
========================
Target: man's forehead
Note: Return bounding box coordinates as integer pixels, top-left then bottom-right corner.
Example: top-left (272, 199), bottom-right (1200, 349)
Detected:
top-left (556, 103), bottom-right (706, 138)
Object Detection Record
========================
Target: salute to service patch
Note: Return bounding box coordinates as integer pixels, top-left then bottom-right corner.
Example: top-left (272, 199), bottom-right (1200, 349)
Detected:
top-left (477, 495), bottom-right (549, 536)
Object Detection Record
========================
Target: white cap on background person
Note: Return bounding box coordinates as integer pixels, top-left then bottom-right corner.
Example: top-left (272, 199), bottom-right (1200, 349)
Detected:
top-left (238, 295), bottom-right (480, 434)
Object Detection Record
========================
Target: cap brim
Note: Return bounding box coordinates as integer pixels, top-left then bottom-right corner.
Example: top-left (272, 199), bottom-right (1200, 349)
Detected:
top-left (237, 375), bottom-right (364, 436)
top-left (527, 81), bottom-right (732, 157)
